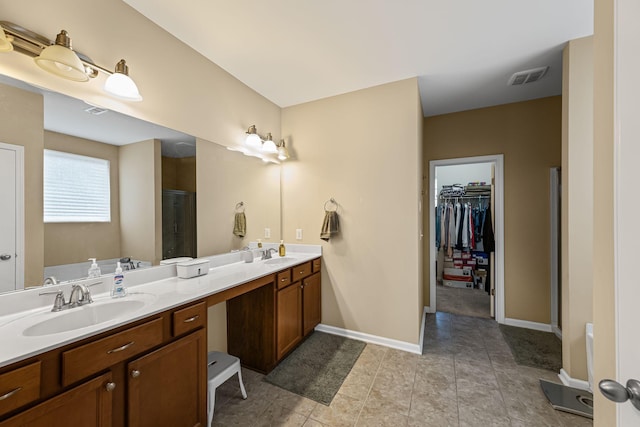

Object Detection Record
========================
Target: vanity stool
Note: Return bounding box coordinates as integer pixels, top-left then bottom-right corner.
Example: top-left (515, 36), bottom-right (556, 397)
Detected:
top-left (207, 351), bottom-right (247, 425)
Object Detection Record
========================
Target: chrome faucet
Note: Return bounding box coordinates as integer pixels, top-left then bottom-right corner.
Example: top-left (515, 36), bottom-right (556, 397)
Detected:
top-left (43, 276), bottom-right (58, 286)
top-left (69, 284), bottom-right (93, 307)
top-left (262, 248), bottom-right (277, 260)
top-left (39, 281), bottom-right (101, 312)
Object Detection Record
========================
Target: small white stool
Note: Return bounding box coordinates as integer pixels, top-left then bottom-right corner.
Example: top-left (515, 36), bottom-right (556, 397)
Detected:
top-left (207, 351), bottom-right (247, 425)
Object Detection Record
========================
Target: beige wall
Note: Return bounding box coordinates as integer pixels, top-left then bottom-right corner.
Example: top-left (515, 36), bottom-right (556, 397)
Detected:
top-left (44, 131), bottom-right (121, 266)
top-left (0, 83), bottom-right (44, 287)
top-left (281, 78), bottom-right (423, 345)
top-left (593, 0), bottom-right (616, 423)
top-left (196, 139), bottom-right (281, 256)
top-left (561, 37), bottom-right (594, 382)
top-left (423, 97), bottom-right (562, 323)
top-left (119, 139), bottom-right (162, 265)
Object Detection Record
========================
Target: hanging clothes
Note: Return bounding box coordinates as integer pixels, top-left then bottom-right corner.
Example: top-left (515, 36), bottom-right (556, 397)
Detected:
top-left (435, 206), bottom-right (441, 249)
top-left (483, 203), bottom-right (495, 252)
top-left (461, 203), bottom-right (469, 249)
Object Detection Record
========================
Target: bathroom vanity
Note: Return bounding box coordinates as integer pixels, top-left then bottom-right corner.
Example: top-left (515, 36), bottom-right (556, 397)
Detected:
top-left (0, 249), bottom-right (321, 427)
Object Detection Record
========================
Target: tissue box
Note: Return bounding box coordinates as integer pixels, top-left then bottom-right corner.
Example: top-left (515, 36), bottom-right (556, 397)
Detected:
top-left (176, 258), bottom-right (210, 279)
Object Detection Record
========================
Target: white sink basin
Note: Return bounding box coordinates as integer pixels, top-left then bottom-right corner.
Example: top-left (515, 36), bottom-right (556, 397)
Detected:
top-left (264, 257), bottom-right (295, 265)
top-left (22, 293), bottom-right (156, 337)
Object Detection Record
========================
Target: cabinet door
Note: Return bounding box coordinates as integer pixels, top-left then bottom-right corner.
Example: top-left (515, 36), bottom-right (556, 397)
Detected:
top-left (127, 329), bottom-right (206, 427)
top-left (302, 273), bottom-right (321, 336)
top-left (276, 282), bottom-right (303, 360)
top-left (0, 372), bottom-right (113, 427)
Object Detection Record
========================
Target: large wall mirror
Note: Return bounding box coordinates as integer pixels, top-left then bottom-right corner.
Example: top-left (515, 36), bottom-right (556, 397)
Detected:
top-left (0, 73), bottom-right (282, 293)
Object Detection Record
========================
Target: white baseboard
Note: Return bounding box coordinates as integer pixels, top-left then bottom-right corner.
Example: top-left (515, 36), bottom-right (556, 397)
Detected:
top-left (559, 368), bottom-right (591, 392)
top-left (425, 305), bottom-right (436, 314)
top-left (315, 324), bottom-right (422, 355)
top-left (503, 317), bottom-right (553, 332)
top-left (419, 306), bottom-right (429, 353)
top-left (552, 325), bottom-right (562, 340)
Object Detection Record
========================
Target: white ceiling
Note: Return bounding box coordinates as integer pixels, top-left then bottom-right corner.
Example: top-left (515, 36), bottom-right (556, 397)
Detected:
top-left (123, 0), bottom-right (593, 116)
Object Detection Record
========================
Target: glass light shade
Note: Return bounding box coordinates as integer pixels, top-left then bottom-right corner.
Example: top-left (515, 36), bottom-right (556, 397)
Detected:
top-left (0, 25), bottom-right (13, 52)
top-left (261, 133), bottom-right (278, 153)
top-left (245, 133), bottom-right (262, 149)
top-left (35, 44), bottom-right (88, 82)
top-left (104, 73), bottom-right (143, 101)
top-left (277, 141), bottom-right (290, 160)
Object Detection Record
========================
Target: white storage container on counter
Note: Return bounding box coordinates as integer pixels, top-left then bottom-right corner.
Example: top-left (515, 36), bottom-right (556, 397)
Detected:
top-left (176, 258), bottom-right (210, 279)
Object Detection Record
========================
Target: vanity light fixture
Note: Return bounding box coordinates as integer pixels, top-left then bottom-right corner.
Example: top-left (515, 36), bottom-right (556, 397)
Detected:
top-left (34, 30), bottom-right (88, 82)
top-left (245, 125), bottom-right (262, 149)
top-left (0, 24), bottom-right (13, 52)
top-left (277, 140), bottom-right (290, 161)
top-left (0, 21), bottom-right (142, 101)
top-left (261, 132), bottom-right (278, 154)
top-left (104, 59), bottom-right (143, 101)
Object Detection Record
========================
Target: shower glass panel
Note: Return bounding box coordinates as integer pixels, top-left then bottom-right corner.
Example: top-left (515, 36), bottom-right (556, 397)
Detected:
top-left (162, 189), bottom-right (197, 260)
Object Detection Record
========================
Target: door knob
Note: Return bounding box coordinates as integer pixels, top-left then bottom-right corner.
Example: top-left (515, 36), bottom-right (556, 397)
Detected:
top-left (599, 379), bottom-right (640, 410)
top-left (105, 382), bottom-right (116, 392)
top-left (0, 254), bottom-right (11, 261)
top-left (131, 369), bottom-right (141, 378)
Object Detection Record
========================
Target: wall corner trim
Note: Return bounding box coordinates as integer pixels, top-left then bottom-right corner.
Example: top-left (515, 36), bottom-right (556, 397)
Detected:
top-left (503, 317), bottom-right (553, 332)
top-left (559, 368), bottom-right (591, 392)
top-left (315, 324), bottom-right (422, 355)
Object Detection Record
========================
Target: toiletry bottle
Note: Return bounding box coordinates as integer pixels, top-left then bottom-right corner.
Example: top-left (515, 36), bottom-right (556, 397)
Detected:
top-left (111, 262), bottom-right (127, 298)
top-left (257, 239), bottom-right (263, 248)
top-left (88, 258), bottom-right (101, 278)
top-left (279, 240), bottom-right (286, 257)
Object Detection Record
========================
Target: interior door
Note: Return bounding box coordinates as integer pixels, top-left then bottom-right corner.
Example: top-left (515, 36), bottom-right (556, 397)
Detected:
top-left (612, 0), bottom-right (640, 423)
top-left (0, 146), bottom-right (17, 293)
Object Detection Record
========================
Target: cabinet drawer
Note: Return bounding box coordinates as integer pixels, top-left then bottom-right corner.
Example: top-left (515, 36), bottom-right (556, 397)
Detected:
top-left (276, 270), bottom-right (291, 290)
top-left (173, 302), bottom-right (206, 337)
top-left (312, 258), bottom-right (321, 273)
top-left (292, 262), bottom-right (312, 281)
top-left (62, 318), bottom-right (163, 386)
top-left (0, 361), bottom-right (41, 417)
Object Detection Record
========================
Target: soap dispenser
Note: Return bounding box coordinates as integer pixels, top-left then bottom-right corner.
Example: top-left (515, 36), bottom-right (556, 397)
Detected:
top-left (111, 262), bottom-right (127, 298)
top-left (279, 240), bottom-right (286, 257)
top-left (257, 239), bottom-right (263, 248)
top-left (88, 258), bottom-right (101, 278)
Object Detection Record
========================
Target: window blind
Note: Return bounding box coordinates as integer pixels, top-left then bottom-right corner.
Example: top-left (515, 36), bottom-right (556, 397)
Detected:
top-left (44, 150), bottom-right (111, 223)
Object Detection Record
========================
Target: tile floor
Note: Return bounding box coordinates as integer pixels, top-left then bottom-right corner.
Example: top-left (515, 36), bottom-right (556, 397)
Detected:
top-left (436, 283), bottom-right (491, 319)
top-left (211, 312), bottom-right (593, 426)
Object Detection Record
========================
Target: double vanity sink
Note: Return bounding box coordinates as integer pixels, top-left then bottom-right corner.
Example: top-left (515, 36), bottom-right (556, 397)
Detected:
top-left (0, 247), bottom-right (321, 369)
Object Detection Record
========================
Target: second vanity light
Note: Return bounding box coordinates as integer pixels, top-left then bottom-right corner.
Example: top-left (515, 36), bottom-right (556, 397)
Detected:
top-left (0, 21), bottom-right (143, 101)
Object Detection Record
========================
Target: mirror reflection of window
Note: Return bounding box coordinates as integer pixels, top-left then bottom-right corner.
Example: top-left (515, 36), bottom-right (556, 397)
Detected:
top-left (43, 149), bottom-right (111, 223)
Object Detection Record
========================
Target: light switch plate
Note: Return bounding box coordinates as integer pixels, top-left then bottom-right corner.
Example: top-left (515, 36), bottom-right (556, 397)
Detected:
top-left (264, 228), bottom-right (271, 238)
top-left (296, 229), bottom-right (303, 240)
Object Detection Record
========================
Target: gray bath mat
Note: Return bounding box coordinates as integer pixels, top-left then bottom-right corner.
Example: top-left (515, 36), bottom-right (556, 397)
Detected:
top-left (264, 332), bottom-right (365, 405)
top-left (499, 324), bottom-right (562, 372)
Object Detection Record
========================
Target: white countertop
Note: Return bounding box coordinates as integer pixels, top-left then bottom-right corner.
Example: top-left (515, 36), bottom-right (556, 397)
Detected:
top-left (0, 246), bottom-right (321, 369)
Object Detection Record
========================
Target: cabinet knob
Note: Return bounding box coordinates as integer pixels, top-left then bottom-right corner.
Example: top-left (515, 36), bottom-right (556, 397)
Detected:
top-left (105, 382), bottom-right (116, 392)
top-left (131, 369), bottom-right (141, 378)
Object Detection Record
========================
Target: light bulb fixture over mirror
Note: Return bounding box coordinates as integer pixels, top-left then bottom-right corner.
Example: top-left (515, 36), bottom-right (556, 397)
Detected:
top-left (262, 132), bottom-right (278, 153)
top-left (245, 125), bottom-right (262, 149)
top-left (104, 59), bottom-right (142, 101)
top-left (0, 21), bottom-right (142, 101)
top-left (34, 30), bottom-right (88, 82)
top-left (277, 140), bottom-right (290, 161)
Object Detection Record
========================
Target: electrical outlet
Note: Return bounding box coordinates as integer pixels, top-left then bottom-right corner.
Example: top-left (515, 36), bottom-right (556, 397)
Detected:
top-left (296, 229), bottom-right (303, 240)
top-left (264, 228), bottom-right (271, 238)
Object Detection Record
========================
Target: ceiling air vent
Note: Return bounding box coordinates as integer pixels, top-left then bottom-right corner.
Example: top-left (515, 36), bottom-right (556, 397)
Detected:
top-left (84, 105), bottom-right (109, 115)
top-left (507, 66), bottom-right (549, 86)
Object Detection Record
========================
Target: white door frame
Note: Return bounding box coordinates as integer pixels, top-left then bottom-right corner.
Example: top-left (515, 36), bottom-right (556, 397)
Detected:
top-left (428, 154), bottom-right (505, 323)
top-left (0, 141), bottom-right (24, 291)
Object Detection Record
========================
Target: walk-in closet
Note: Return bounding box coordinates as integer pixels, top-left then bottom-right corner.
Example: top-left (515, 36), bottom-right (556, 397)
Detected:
top-left (434, 162), bottom-right (495, 318)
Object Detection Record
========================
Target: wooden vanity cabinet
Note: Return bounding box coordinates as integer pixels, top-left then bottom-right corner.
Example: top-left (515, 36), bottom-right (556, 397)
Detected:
top-left (0, 300), bottom-right (207, 427)
top-left (228, 258), bottom-right (322, 373)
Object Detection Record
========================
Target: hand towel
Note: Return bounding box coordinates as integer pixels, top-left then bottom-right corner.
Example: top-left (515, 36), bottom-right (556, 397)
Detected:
top-left (233, 212), bottom-right (246, 237)
top-left (320, 211), bottom-right (340, 241)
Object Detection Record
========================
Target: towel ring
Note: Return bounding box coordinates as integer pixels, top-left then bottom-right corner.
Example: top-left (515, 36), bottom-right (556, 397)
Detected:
top-left (235, 202), bottom-right (245, 213)
top-left (324, 198), bottom-right (338, 212)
